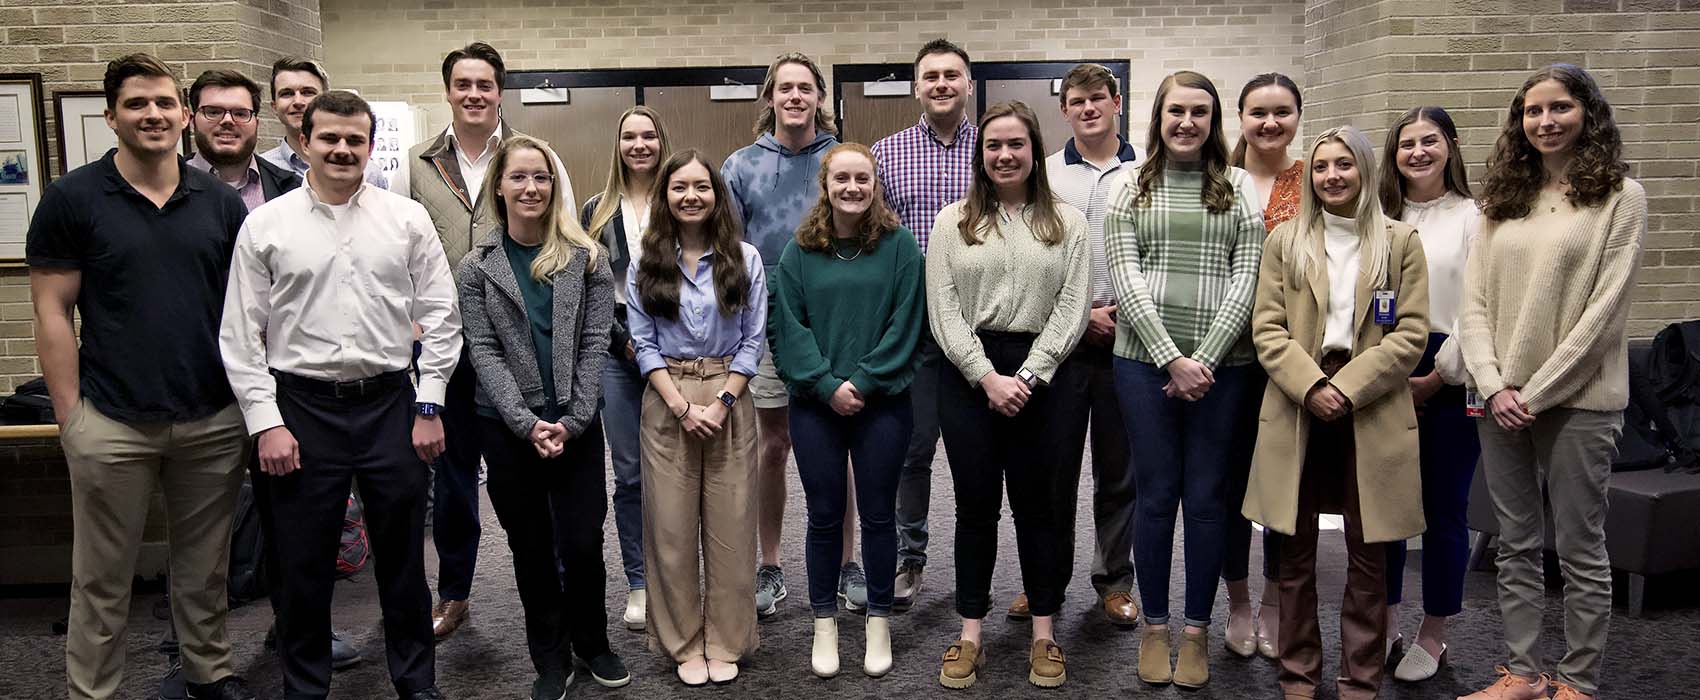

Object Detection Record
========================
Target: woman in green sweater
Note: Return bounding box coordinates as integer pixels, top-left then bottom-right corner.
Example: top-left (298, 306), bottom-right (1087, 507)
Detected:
top-left (769, 142), bottom-right (924, 680)
top-left (1458, 63), bottom-right (1646, 700)
top-left (1103, 70), bottom-right (1265, 689)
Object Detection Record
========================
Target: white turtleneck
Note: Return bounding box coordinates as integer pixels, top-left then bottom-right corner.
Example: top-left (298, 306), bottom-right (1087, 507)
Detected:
top-left (1322, 211), bottom-right (1361, 352)
top-left (1400, 191), bottom-right (1480, 384)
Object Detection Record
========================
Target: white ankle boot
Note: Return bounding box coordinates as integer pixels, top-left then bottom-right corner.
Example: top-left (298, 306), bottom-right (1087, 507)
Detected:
top-left (864, 616), bottom-right (892, 677)
top-left (623, 589), bottom-right (646, 631)
top-left (812, 617), bottom-right (839, 678)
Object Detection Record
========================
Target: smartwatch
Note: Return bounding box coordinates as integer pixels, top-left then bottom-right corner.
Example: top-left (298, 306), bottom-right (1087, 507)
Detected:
top-left (716, 390), bottom-right (738, 408)
top-left (1015, 368), bottom-right (1037, 387)
top-left (416, 402), bottom-right (442, 417)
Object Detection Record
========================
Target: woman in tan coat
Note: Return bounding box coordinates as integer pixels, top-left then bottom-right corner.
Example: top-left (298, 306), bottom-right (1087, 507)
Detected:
top-left (1241, 125), bottom-right (1428, 700)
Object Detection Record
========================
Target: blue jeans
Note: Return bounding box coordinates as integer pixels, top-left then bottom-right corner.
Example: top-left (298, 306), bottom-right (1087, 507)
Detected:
top-left (601, 356), bottom-right (647, 590)
top-left (1387, 333), bottom-right (1479, 616)
top-left (1222, 365), bottom-right (1278, 582)
top-left (1115, 358), bottom-right (1258, 627)
top-left (895, 335), bottom-right (942, 568)
top-left (790, 393), bottom-right (911, 617)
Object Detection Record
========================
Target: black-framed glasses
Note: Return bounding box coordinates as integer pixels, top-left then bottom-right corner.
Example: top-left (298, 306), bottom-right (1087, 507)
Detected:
top-left (197, 106), bottom-right (256, 124)
top-left (504, 172), bottom-right (555, 187)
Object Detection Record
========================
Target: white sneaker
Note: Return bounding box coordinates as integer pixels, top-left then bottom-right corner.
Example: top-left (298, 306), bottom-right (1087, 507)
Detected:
top-left (623, 589), bottom-right (646, 631)
top-left (1394, 642), bottom-right (1446, 682)
top-left (812, 617), bottom-right (839, 678)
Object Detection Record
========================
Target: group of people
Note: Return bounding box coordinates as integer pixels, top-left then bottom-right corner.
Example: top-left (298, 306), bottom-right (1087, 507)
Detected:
top-left (28, 34), bottom-right (1644, 700)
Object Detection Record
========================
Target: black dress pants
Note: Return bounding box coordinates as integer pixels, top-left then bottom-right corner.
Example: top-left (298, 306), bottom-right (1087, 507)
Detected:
top-left (262, 372), bottom-right (434, 700)
top-left (477, 414), bottom-right (613, 673)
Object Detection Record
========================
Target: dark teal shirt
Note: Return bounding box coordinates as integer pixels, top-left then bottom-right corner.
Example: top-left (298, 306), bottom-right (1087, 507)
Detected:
top-left (503, 235), bottom-right (559, 422)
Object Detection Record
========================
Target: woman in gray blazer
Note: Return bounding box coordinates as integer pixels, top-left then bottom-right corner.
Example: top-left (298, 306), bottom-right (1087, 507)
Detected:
top-left (458, 135), bottom-right (626, 697)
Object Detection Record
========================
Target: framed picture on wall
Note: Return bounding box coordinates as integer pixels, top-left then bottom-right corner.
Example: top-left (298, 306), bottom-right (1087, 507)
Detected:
top-left (0, 74), bottom-right (49, 262)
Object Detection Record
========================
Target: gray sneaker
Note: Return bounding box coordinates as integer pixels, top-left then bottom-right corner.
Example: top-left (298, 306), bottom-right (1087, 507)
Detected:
top-left (838, 561), bottom-right (868, 612)
top-left (755, 564), bottom-right (787, 618)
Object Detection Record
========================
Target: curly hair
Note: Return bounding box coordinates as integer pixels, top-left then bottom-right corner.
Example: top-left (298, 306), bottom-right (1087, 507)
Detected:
top-left (635, 150), bottom-right (750, 321)
top-left (794, 143), bottom-right (899, 253)
top-left (1133, 71), bottom-right (1236, 213)
top-left (1479, 64), bottom-right (1627, 221)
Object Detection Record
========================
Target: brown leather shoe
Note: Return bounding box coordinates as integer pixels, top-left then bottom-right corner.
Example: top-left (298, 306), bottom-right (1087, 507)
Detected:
top-left (1028, 639), bottom-right (1066, 688)
top-left (1103, 591), bottom-right (1139, 627)
top-left (1007, 592), bottom-right (1031, 620)
top-left (431, 599), bottom-right (468, 641)
top-left (938, 639), bottom-right (985, 689)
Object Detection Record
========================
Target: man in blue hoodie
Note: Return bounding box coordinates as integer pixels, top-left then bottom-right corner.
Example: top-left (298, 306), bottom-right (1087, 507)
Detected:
top-left (721, 52), bottom-right (841, 618)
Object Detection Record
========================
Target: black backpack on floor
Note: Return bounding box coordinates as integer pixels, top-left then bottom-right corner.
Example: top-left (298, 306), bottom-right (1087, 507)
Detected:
top-left (1616, 320), bottom-right (1700, 474)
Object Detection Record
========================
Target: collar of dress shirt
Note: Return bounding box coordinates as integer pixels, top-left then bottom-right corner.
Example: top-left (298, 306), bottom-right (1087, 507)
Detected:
top-left (304, 179), bottom-right (373, 213)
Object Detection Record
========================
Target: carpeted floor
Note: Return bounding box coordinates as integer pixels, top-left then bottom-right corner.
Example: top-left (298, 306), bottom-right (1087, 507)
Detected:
top-left (4, 443), bottom-right (1700, 699)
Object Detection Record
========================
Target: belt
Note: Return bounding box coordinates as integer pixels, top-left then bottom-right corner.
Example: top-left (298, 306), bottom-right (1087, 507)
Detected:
top-left (663, 356), bottom-right (733, 378)
top-left (274, 369), bottom-right (410, 400)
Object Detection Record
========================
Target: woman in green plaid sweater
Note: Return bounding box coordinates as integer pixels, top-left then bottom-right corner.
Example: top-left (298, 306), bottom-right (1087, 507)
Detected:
top-left (1103, 70), bottom-right (1266, 690)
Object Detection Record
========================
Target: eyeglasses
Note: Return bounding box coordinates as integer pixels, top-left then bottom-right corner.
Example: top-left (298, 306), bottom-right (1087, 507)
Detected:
top-left (197, 106), bottom-right (257, 124)
top-left (504, 172), bottom-right (555, 187)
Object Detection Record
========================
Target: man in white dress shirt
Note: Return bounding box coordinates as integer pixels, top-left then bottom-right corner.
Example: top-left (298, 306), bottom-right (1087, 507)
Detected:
top-left (220, 90), bottom-right (461, 700)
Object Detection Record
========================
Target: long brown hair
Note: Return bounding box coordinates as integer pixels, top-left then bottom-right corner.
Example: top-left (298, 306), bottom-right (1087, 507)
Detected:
top-left (1479, 63), bottom-right (1627, 221)
top-left (1378, 106), bottom-right (1472, 219)
top-left (586, 106), bottom-right (671, 238)
top-left (1133, 71), bottom-right (1236, 213)
top-left (483, 135), bottom-right (600, 281)
top-left (1229, 72), bottom-right (1302, 167)
top-left (795, 143), bottom-right (900, 253)
top-left (956, 101), bottom-right (1066, 246)
top-left (634, 150), bottom-right (750, 321)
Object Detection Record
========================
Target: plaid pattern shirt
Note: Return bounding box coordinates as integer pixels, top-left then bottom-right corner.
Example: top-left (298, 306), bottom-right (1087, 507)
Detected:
top-left (1104, 166), bottom-right (1265, 369)
top-left (871, 116), bottom-right (977, 254)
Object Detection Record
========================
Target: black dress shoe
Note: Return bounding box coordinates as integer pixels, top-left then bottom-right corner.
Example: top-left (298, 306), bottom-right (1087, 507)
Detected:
top-left (185, 675), bottom-right (255, 700)
top-left (404, 687), bottom-right (445, 700)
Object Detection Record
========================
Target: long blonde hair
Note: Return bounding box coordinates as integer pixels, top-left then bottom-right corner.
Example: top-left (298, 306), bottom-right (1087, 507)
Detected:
top-left (483, 135), bottom-right (600, 282)
top-left (585, 106), bottom-right (670, 239)
top-left (1288, 126), bottom-right (1390, 289)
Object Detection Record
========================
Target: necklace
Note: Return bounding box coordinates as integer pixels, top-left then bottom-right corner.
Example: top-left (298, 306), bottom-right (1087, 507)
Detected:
top-left (833, 237), bottom-right (864, 261)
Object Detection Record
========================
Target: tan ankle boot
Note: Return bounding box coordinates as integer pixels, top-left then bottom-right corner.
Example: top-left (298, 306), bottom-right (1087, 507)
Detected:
top-left (1138, 625), bottom-right (1173, 684)
top-left (1174, 628), bottom-right (1211, 688)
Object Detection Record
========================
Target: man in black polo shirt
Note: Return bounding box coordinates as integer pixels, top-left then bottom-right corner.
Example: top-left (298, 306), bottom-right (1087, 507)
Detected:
top-left (27, 54), bottom-right (255, 700)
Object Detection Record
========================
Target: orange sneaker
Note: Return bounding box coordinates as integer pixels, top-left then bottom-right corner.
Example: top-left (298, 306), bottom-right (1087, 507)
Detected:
top-left (1551, 682), bottom-right (1594, 700)
top-left (1458, 666), bottom-right (1550, 700)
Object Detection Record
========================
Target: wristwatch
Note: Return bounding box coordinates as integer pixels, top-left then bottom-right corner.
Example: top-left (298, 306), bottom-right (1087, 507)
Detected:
top-left (716, 390), bottom-right (738, 408)
top-left (1015, 368), bottom-right (1037, 387)
top-left (416, 402), bottom-right (442, 417)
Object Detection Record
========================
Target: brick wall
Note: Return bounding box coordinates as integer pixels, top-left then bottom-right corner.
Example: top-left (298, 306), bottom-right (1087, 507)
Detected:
top-left (320, 0), bottom-right (1308, 144)
top-left (0, 0), bottom-right (325, 393)
top-left (1304, 0), bottom-right (1700, 338)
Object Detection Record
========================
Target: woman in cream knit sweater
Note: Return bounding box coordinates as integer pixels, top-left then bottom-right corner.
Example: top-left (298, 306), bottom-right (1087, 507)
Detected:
top-left (1457, 64), bottom-right (1647, 700)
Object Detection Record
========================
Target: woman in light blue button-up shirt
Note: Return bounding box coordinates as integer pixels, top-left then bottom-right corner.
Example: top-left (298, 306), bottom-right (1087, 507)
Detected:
top-left (624, 149), bottom-right (766, 687)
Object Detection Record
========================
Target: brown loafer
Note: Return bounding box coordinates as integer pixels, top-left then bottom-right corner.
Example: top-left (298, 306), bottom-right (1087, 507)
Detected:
top-left (1028, 639), bottom-right (1066, 688)
top-left (1007, 592), bottom-right (1031, 620)
top-left (1103, 591), bottom-right (1139, 628)
top-left (431, 599), bottom-right (468, 641)
top-left (938, 639), bottom-right (985, 689)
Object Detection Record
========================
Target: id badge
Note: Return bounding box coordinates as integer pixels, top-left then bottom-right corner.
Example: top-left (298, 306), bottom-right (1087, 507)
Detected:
top-left (1372, 290), bottom-right (1397, 326)
top-left (1465, 388), bottom-right (1486, 418)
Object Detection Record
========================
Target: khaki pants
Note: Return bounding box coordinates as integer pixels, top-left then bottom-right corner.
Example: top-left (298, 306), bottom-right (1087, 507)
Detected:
top-left (1479, 408), bottom-right (1621, 696)
top-left (639, 357), bottom-right (759, 663)
top-left (61, 397), bottom-right (249, 699)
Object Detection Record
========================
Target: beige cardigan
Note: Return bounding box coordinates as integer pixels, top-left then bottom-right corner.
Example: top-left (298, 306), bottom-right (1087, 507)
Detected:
top-left (1457, 180), bottom-right (1647, 414)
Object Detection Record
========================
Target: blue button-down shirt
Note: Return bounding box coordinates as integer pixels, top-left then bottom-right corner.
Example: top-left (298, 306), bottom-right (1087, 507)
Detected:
top-left (626, 241), bottom-right (766, 377)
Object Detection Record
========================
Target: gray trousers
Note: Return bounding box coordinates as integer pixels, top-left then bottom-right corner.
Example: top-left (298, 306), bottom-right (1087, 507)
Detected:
top-left (1479, 407), bottom-right (1621, 696)
top-left (896, 336), bottom-right (942, 567)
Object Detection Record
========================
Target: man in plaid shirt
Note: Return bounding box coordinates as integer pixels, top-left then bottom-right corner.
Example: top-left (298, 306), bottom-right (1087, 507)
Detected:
top-left (869, 37), bottom-right (977, 611)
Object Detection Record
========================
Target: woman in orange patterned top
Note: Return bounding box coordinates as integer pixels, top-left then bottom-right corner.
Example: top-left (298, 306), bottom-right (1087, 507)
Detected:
top-left (1222, 72), bottom-right (1305, 661)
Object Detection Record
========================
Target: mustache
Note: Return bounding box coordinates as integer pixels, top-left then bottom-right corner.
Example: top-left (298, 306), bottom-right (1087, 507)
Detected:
top-left (325, 153), bottom-right (359, 165)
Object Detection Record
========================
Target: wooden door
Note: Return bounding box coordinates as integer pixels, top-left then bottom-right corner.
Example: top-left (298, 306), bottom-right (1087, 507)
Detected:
top-left (500, 86), bottom-right (635, 208)
top-left (982, 80), bottom-right (1074, 159)
top-left (642, 86), bottom-right (755, 169)
top-left (840, 81), bottom-right (919, 147)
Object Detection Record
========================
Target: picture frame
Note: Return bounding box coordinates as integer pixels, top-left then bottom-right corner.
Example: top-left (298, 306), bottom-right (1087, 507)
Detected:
top-left (0, 73), bottom-right (49, 263)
